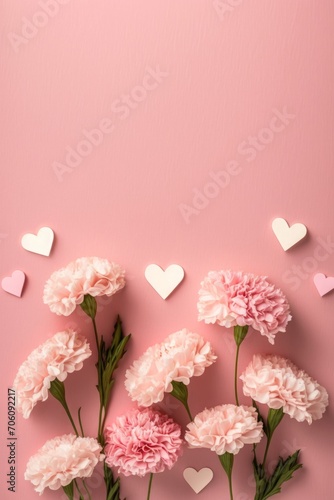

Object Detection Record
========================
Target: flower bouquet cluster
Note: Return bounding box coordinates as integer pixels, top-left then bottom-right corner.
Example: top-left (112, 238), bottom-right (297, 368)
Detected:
top-left (14, 263), bottom-right (329, 500)
top-left (14, 257), bottom-right (131, 499)
top-left (194, 270), bottom-right (328, 499)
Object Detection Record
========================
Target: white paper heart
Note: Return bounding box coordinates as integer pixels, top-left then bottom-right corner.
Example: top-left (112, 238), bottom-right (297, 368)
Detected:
top-left (183, 467), bottom-right (213, 494)
top-left (144, 264), bottom-right (184, 299)
top-left (21, 227), bottom-right (54, 256)
top-left (272, 218), bottom-right (307, 251)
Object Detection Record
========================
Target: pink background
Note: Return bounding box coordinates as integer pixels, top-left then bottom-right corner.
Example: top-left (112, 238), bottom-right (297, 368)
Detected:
top-left (1, 1), bottom-right (334, 499)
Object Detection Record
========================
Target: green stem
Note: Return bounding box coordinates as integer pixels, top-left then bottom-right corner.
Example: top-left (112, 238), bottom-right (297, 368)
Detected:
top-left (49, 380), bottom-right (79, 437)
top-left (219, 453), bottom-right (234, 500)
top-left (147, 473), bottom-right (154, 500)
top-left (228, 472), bottom-right (233, 500)
top-left (74, 479), bottom-right (84, 499)
top-left (101, 409), bottom-right (109, 438)
top-left (62, 400), bottom-right (79, 437)
top-left (263, 435), bottom-right (272, 468)
top-left (82, 479), bottom-right (92, 500)
top-left (233, 325), bottom-right (248, 406)
top-left (78, 407), bottom-right (85, 437)
top-left (263, 408), bottom-right (284, 468)
top-left (92, 317), bottom-right (100, 350)
top-left (91, 317), bottom-right (105, 445)
top-left (234, 344), bottom-right (240, 406)
top-left (98, 403), bottom-right (105, 445)
top-left (183, 401), bottom-right (193, 421)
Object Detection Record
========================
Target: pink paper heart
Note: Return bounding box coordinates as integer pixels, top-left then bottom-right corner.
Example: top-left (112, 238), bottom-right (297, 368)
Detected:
top-left (313, 273), bottom-right (334, 297)
top-left (1, 270), bottom-right (26, 297)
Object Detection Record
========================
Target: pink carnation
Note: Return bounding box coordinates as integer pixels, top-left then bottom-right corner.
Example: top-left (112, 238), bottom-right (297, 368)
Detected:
top-left (125, 329), bottom-right (217, 406)
top-left (185, 404), bottom-right (263, 455)
top-left (13, 330), bottom-right (91, 418)
top-left (25, 434), bottom-right (103, 494)
top-left (197, 270), bottom-right (291, 344)
top-left (105, 408), bottom-right (183, 477)
top-left (43, 257), bottom-right (125, 316)
top-left (240, 354), bottom-right (329, 424)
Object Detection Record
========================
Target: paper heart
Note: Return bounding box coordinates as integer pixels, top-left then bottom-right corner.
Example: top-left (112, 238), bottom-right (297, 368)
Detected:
top-left (183, 467), bottom-right (213, 494)
top-left (313, 273), bottom-right (334, 297)
top-left (1, 270), bottom-right (26, 297)
top-left (21, 227), bottom-right (54, 256)
top-left (144, 264), bottom-right (184, 299)
top-left (272, 218), bottom-right (307, 251)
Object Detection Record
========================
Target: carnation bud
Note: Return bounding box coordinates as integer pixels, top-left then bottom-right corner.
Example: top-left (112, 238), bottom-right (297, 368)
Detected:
top-left (80, 294), bottom-right (97, 319)
top-left (234, 325), bottom-right (249, 347)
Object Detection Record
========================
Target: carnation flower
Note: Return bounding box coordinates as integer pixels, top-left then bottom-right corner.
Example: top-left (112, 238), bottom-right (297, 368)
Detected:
top-left (125, 329), bottom-right (217, 407)
top-left (105, 408), bottom-right (183, 477)
top-left (25, 434), bottom-right (103, 494)
top-left (240, 354), bottom-right (329, 424)
top-left (43, 257), bottom-right (125, 316)
top-left (185, 404), bottom-right (263, 455)
top-left (197, 270), bottom-right (291, 344)
top-left (13, 330), bottom-right (91, 418)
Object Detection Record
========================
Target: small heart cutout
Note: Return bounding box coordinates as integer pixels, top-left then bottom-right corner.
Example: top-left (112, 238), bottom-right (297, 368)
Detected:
top-left (144, 264), bottom-right (184, 299)
top-left (313, 273), bottom-right (334, 297)
top-left (21, 227), bottom-right (54, 256)
top-left (183, 467), bottom-right (213, 494)
top-left (272, 218), bottom-right (307, 251)
top-left (1, 270), bottom-right (26, 297)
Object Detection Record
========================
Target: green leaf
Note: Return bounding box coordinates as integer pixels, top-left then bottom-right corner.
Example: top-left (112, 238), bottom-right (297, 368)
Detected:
top-left (111, 316), bottom-right (123, 351)
top-left (263, 451), bottom-right (302, 499)
top-left (108, 335), bottom-right (131, 374)
top-left (254, 451), bottom-right (302, 500)
top-left (104, 462), bottom-right (121, 500)
top-left (253, 459), bottom-right (270, 500)
top-left (62, 481), bottom-right (74, 500)
top-left (107, 478), bottom-right (121, 500)
top-left (80, 294), bottom-right (97, 319)
top-left (97, 316), bottom-right (131, 426)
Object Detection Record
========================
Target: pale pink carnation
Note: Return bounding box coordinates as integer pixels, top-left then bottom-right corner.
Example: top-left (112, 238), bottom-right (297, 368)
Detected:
top-left (105, 408), bottom-right (183, 477)
top-left (240, 354), bottom-right (329, 424)
top-left (197, 270), bottom-right (291, 344)
top-left (25, 434), bottom-right (103, 494)
top-left (13, 330), bottom-right (91, 418)
top-left (185, 404), bottom-right (263, 455)
top-left (43, 257), bottom-right (125, 316)
top-left (125, 329), bottom-right (217, 406)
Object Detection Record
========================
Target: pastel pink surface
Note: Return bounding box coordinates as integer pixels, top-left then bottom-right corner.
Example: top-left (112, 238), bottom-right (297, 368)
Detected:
top-left (1, 270), bottom-right (26, 297)
top-left (1, 1), bottom-right (334, 500)
top-left (313, 273), bottom-right (334, 297)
